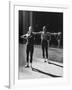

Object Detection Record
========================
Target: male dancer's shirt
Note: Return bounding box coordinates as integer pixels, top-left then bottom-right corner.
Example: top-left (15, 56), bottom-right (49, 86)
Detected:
top-left (41, 32), bottom-right (48, 40)
top-left (41, 32), bottom-right (50, 41)
top-left (41, 32), bottom-right (50, 46)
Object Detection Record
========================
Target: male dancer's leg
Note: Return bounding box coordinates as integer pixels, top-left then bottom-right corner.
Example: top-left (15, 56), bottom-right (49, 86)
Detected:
top-left (46, 45), bottom-right (48, 59)
top-left (42, 44), bottom-right (45, 58)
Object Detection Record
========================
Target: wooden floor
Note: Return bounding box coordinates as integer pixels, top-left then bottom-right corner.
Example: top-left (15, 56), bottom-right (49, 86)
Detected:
top-left (19, 44), bottom-right (63, 79)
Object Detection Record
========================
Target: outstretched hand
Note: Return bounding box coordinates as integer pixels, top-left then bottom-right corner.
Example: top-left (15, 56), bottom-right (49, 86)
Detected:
top-left (20, 34), bottom-right (28, 39)
top-left (20, 35), bottom-right (26, 38)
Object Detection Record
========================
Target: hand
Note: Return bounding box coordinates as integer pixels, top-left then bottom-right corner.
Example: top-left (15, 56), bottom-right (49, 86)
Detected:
top-left (58, 32), bottom-right (61, 35)
top-left (20, 34), bottom-right (26, 38)
top-left (20, 35), bottom-right (24, 38)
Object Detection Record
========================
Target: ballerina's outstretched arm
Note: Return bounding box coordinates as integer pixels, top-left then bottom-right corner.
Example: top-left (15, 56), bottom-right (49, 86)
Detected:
top-left (32, 31), bottom-right (42, 35)
top-left (20, 33), bottom-right (29, 39)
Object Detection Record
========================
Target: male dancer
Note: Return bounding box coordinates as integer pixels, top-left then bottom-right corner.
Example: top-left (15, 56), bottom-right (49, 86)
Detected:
top-left (41, 26), bottom-right (49, 62)
top-left (36, 26), bottom-right (54, 62)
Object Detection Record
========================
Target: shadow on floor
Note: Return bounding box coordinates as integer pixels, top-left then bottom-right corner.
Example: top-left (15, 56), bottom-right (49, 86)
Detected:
top-left (32, 67), bottom-right (62, 77)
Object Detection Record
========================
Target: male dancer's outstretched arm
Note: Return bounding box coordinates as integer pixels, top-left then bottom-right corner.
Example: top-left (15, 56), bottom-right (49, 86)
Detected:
top-left (47, 32), bottom-right (58, 35)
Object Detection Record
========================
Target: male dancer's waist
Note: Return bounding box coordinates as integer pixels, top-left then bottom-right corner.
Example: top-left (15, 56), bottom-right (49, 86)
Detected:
top-left (41, 39), bottom-right (48, 42)
top-left (41, 39), bottom-right (48, 44)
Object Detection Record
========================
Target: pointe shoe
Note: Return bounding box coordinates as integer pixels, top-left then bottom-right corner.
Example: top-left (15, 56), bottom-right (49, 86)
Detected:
top-left (30, 63), bottom-right (32, 68)
top-left (45, 58), bottom-right (49, 63)
top-left (47, 59), bottom-right (49, 63)
top-left (25, 64), bottom-right (29, 68)
top-left (44, 60), bottom-right (47, 62)
top-left (44, 58), bottom-right (47, 62)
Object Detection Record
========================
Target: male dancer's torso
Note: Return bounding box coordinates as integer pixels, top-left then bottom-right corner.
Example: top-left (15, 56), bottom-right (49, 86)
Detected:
top-left (41, 31), bottom-right (49, 45)
top-left (41, 31), bottom-right (48, 40)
